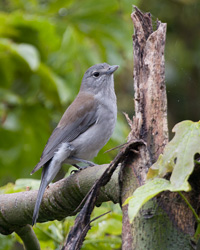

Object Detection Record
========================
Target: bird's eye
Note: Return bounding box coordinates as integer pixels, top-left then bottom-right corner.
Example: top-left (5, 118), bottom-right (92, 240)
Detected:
top-left (93, 72), bottom-right (100, 78)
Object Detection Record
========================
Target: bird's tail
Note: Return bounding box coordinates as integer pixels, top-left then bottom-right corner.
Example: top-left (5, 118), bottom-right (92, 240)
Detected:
top-left (32, 143), bottom-right (73, 225)
top-left (32, 164), bottom-right (49, 226)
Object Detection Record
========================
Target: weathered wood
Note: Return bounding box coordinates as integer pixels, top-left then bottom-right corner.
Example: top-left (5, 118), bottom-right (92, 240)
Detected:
top-left (131, 7), bottom-right (168, 160)
top-left (121, 7), bottom-right (194, 249)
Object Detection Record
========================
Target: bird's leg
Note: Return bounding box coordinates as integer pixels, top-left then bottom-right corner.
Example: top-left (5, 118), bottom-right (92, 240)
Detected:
top-left (72, 164), bottom-right (82, 170)
top-left (71, 161), bottom-right (94, 174)
top-left (70, 164), bottom-right (81, 174)
top-left (70, 157), bottom-right (96, 174)
top-left (70, 156), bottom-right (95, 167)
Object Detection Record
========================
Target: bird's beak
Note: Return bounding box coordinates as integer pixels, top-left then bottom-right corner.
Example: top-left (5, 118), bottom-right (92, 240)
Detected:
top-left (106, 65), bottom-right (119, 74)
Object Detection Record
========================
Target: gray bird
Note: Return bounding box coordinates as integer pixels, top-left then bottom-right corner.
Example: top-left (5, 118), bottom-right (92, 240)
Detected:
top-left (31, 63), bottom-right (119, 225)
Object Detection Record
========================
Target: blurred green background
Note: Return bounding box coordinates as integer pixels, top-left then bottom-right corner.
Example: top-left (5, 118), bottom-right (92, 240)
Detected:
top-left (0, 0), bottom-right (200, 249)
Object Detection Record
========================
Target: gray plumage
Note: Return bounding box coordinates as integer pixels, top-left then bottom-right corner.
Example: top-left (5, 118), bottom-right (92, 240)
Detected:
top-left (31, 63), bottom-right (118, 225)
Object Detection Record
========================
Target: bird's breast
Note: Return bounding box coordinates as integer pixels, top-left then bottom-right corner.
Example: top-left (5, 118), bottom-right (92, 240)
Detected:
top-left (71, 99), bottom-right (117, 160)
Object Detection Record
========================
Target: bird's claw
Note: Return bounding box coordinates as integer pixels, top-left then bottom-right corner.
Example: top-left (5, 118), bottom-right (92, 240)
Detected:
top-left (70, 169), bottom-right (79, 174)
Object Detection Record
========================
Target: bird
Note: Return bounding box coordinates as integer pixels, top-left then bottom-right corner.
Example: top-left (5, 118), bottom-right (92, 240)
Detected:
top-left (31, 63), bottom-right (119, 225)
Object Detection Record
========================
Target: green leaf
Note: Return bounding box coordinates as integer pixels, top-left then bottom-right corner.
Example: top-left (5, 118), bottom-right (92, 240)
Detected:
top-left (15, 178), bottom-right (40, 191)
top-left (0, 39), bottom-right (40, 71)
top-left (51, 73), bottom-right (72, 105)
top-left (170, 121), bottom-right (200, 187)
top-left (15, 43), bottom-right (40, 71)
top-left (84, 203), bottom-right (122, 249)
top-left (0, 234), bottom-right (15, 250)
top-left (126, 120), bottom-right (200, 222)
top-left (82, 238), bottom-right (121, 250)
top-left (0, 89), bottom-right (22, 105)
top-left (0, 178), bottom-right (40, 194)
top-left (147, 121), bottom-right (200, 188)
top-left (35, 221), bottom-right (63, 243)
top-left (0, 183), bottom-right (15, 194)
top-left (125, 178), bottom-right (191, 223)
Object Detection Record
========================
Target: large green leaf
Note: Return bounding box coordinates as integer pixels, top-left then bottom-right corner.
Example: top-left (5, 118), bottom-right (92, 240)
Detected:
top-left (147, 121), bottom-right (200, 188)
top-left (125, 178), bottom-right (190, 223)
top-left (126, 120), bottom-right (200, 223)
top-left (170, 121), bottom-right (200, 187)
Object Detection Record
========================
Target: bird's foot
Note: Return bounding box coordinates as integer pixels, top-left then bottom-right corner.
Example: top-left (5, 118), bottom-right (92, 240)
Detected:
top-left (70, 164), bottom-right (89, 174)
top-left (70, 158), bottom-right (96, 174)
top-left (70, 156), bottom-right (95, 167)
top-left (70, 164), bottom-right (81, 174)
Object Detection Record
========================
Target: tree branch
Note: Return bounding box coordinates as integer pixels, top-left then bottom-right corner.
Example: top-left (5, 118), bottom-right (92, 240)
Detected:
top-left (15, 225), bottom-right (40, 250)
top-left (0, 164), bottom-right (119, 235)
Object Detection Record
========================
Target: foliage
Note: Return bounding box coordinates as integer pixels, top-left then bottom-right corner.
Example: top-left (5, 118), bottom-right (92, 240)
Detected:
top-left (125, 121), bottom-right (200, 223)
top-left (31, 203), bottom-right (122, 250)
top-left (147, 120), bottom-right (200, 186)
top-left (0, 204), bottom-right (121, 250)
top-left (0, 234), bottom-right (15, 250)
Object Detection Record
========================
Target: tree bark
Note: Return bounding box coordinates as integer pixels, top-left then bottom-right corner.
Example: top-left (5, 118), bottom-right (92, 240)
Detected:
top-left (15, 225), bottom-right (40, 250)
top-left (120, 7), bottom-right (194, 250)
top-left (0, 164), bottom-right (119, 235)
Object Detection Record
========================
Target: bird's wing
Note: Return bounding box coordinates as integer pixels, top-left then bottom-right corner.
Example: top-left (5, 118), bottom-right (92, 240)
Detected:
top-left (31, 93), bottom-right (98, 174)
